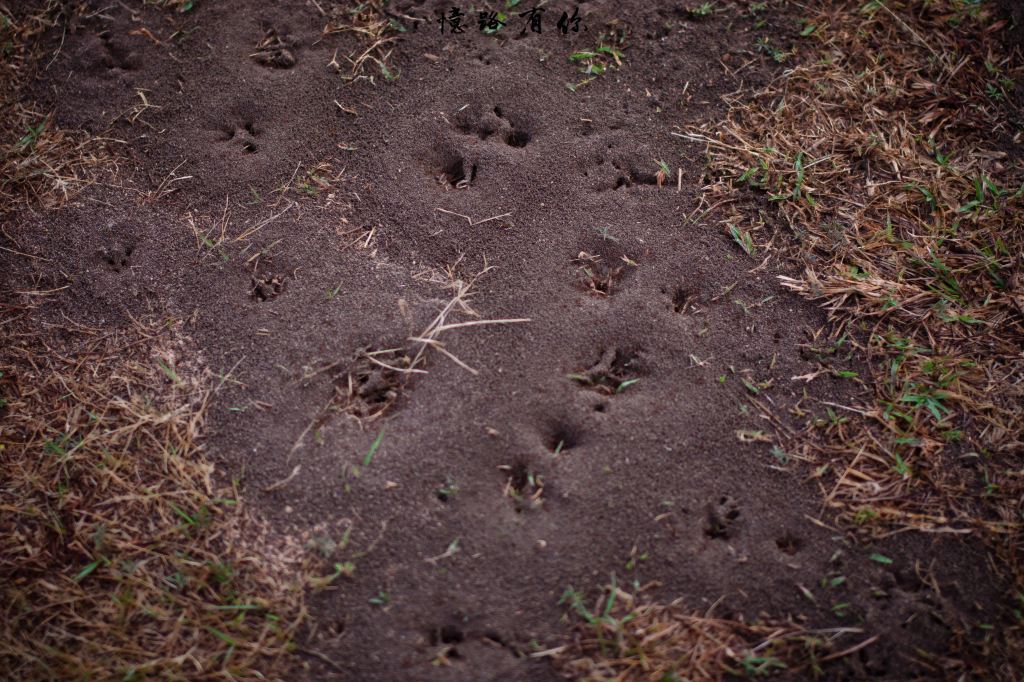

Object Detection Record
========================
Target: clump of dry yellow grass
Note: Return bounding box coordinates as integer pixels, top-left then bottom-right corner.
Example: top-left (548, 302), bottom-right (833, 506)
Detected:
top-left (0, 296), bottom-right (305, 679)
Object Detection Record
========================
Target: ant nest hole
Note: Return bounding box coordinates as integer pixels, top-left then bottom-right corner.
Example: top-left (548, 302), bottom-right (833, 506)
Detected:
top-left (251, 27), bottom-right (297, 69)
top-left (571, 347), bottom-right (644, 395)
top-left (430, 623), bottom-right (464, 646)
top-left (775, 532), bottom-right (804, 556)
top-left (101, 242), bottom-right (133, 272)
top-left (704, 495), bottom-right (741, 540)
top-left (607, 158), bottom-right (663, 190)
top-left (429, 623), bottom-right (465, 659)
top-left (501, 458), bottom-right (544, 513)
top-left (505, 128), bottom-right (531, 148)
top-left (436, 482), bottom-right (457, 504)
top-left (334, 348), bottom-right (411, 420)
top-left (667, 286), bottom-right (695, 313)
top-left (251, 273), bottom-right (284, 301)
top-left (434, 147), bottom-right (476, 189)
top-left (544, 423), bottom-right (580, 454)
top-left (573, 251), bottom-right (635, 296)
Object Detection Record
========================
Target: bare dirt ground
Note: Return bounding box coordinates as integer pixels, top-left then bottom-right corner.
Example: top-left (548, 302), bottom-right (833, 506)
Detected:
top-left (2, 1), bottom-right (1022, 680)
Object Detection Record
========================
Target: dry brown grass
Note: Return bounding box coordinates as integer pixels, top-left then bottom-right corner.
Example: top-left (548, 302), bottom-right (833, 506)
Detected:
top-left (0, 4), bottom-right (315, 679)
top-left (331, 261), bottom-right (530, 422)
top-left (323, 0), bottom-right (404, 83)
top-left (679, 0), bottom-right (1023, 674)
top-left (0, 294), bottom-right (305, 679)
top-left (0, 2), bottom-right (119, 211)
top-left (552, 582), bottom-right (873, 681)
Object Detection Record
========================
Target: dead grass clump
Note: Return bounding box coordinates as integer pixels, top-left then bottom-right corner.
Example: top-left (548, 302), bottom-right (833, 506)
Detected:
top-left (0, 298), bottom-right (303, 679)
top-left (324, 1), bottom-right (406, 83)
top-left (553, 583), bottom-right (869, 680)
top-left (683, 0), bottom-right (1022, 671)
top-left (330, 261), bottom-right (529, 422)
top-left (335, 347), bottom-right (413, 420)
top-left (0, 3), bottom-right (118, 211)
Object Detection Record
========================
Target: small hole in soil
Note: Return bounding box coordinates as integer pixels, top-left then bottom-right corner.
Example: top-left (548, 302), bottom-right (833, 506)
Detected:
top-left (705, 495), bottom-right (741, 539)
top-left (704, 522), bottom-right (729, 540)
top-left (613, 176), bottom-right (630, 189)
top-left (103, 243), bottom-right (132, 271)
top-left (483, 630), bottom-right (507, 646)
top-left (505, 128), bottom-right (531, 148)
top-left (251, 274), bottom-right (283, 301)
top-left (858, 647), bottom-right (889, 676)
top-left (504, 458), bottom-right (543, 513)
top-left (545, 424), bottom-right (579, 454)
top-left (493, 105), bottom-right (504, 118)
top-left (441, 156), bottom-right (466, 185)
top-left (334, 348), bottom-right (410, 420)
top-left (574, 252), bottom-right (634, 297)
top-left (671, 287), bottom-right (691, 313)
top-left (894, 569), bottom-right (924, 592)
top-left (435, 625), bottom-right (463, 645)
top-left (244, 121), bottom-right (257, 136)
top-left (242, 142), bottom-right (257, 153)
top-left (593, 402), bottom-right (606, 413)
top-left (436, 480), bottom-right (456, 503)
top-left (572, 346), bottom-right (644, 394)
top-left (775, 533), bottom-right (803, 555)
top-left (632, 170), bottom-right (659, 186)
top-left (509, 462), bottom-right (531, 494)
top-left (357, 374), bottom-right (392, 405)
